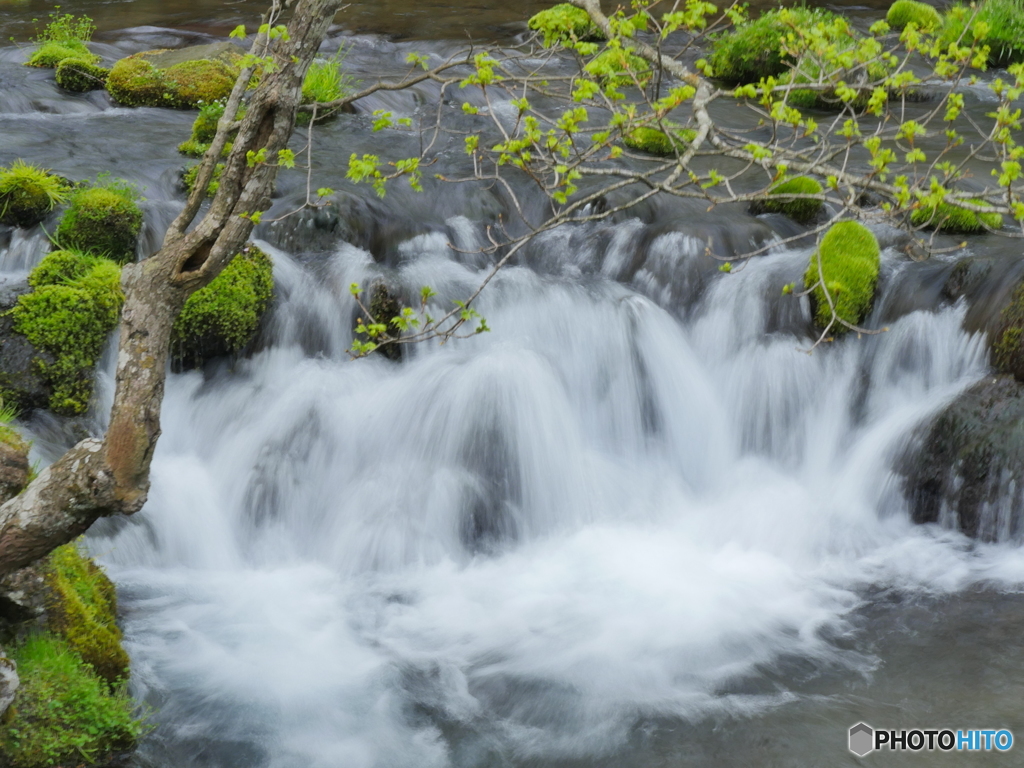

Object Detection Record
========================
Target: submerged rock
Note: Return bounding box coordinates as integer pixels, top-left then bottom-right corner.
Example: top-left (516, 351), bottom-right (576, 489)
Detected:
top-left (901, 375), bottom-right (1024, 541)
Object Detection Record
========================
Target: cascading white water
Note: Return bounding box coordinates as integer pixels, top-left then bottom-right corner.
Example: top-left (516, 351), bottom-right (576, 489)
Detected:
top-left (82, 224), bottom-right (1007, 768)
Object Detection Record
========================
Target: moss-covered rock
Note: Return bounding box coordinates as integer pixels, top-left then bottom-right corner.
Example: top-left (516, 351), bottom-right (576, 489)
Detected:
top-left (12, 252), bottom-right (124, 415)
top-left (940, 0), bottom-right (1024, 67)
top-left (528, 3), bottom-right (604, 47)
top-left (993, 276), bottom-right (1024, 380)
top-left (171, 244), bottom-right (274, 369)
top-left (0, 161), bottom-right (70, 229)
top-left (910, 198), bottom-right (1003, 233)
top-left (178, 101), bottom-right (239, 157)
top-left (24, 39), bottom-right (98, 69)
top-left (900, 374), bottom-right (1024, 540)
top-left (753, 176), bottom-right (824, 224)
top-left (55, 183), bottom-right (143, 263)
top-left (886, 0), bottom-right (943, 30)
top-left (803, 220), bottom-right (880, 332)
top-left (622, 126), bottom-right (696, 155)
top-left (54, 58), bottom-right (110, 92)
top-left (0, 634), bottom-right (140, 768)
top-left (107, 43), bottom-right (242, 109)
top-left (181, 162), bottom-right (225, 197)
top-left (43, 543), bottom-right (128, 686)
top-left (709, 7), bottom-right (846, 85)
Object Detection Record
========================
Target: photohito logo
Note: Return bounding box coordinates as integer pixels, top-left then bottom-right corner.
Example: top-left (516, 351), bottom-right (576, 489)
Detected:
top-left (848, 723), bottom-right (1013, 756)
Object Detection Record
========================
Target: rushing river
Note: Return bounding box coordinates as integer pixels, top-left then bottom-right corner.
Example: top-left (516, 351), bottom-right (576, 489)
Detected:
top-left (2, 2), bottom-right (1024, 767)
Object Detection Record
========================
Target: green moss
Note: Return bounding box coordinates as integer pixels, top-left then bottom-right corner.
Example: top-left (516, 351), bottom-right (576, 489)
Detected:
top-left (108, 55), bottom-right (238, 109)
top-left (803, 221), bottom-right (880, 332)
top-left (910, 198), bottom-right (1003, 233)
top-left (780, 39), bottom-right (893, 110)
top-left (25, 40), bottom-right (97, 69)
top-left (709, 7), bottom-right (847, 84)
top-left (12, 255), bottom-right (123, 415)
top-left (940, 0), bottom-right (1024, 67)
top-left (54, 58), bottom-right (110, 92)
top-left (182, 162), bottom-right (225, 197)
top-left (0, 161), bottom-right (70, 228)
top-left (759, 176), bottom-right (824, 224)
top-left (171, 244), bottom-right (274, 368)
top-left (43, 543), bottom-right (129, 686)
top-left (56, 184), bottom-right (143, 263)
top-left (528, 3), bottom-right (603, 47)
top-left (886, 0), bottom-right (943, 30)
top-left (622, 126), bottom-right (697, 155)
top-left (0, 634), bottom-right (140, 768)
top-left (163, 60), bottom-right (237, 108)
top-left (994, 280), bottom-right (1024, 376)
top-left (179, 101), bottom-right (239, 156)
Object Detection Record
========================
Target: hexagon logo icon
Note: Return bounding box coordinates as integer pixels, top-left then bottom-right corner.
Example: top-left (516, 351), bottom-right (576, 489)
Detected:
top-left (849, 722), bottom-right (874, 757)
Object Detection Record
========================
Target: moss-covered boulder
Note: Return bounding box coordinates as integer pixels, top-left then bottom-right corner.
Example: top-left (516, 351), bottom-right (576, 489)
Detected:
top-left (0, 161), bottom-right (70, 229)
top-left (910, 198), bottom-right (1003, 234)
top-left (12, 252), bottom-right (124, 415)
top-left (25, 39), bottom-right (98, 69)
top-left (43, 543), bottom-right (129, 686)
top-left (900, 374), bottom-right (1024, 540)
top-left (178, 101), bottom-right (239, 157)
top-left (622, 126), bottom-right (696, 155)
top-left (752, 176), bottom-right (824, 224)
top-left (171, 243), bottom-right (274, 369)
top-left (709, 7), bottom-right (847, 85)
top-left (54, 58), bottom-right (110, 92)
top-left (886, 0), bottom-right (943, 31)
top-left (181, 162), bottom-right (225, 197)
top-left (107, 42), bottom-right (242, 109)
top-left (991, 274), bottom-right (1024, 381)
top-left (940, 0), bottom-right (1024, 67)
top-left (528, 3), bottom-right (604, 47)
top-left (56, 183), bottom-right (143, 263)
top-left (0, 634), bottom-right (140, 768)
top-left (803, 221), bottom-right (880, 332)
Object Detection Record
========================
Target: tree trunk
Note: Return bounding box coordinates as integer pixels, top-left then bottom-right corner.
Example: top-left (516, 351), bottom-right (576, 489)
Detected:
top-left (0, 0), bottom-right (345, 576)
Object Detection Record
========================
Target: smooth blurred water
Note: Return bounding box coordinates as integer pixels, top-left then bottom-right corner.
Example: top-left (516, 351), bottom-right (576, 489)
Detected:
top-left (75, 226), bottom-right (1024, 768)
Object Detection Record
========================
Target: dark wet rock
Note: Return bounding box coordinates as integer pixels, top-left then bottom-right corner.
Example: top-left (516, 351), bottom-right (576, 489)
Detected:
top-left (943, 256), bottom-right (993, 302)
top-left (901, 374), bottom-right (1024, 541)
top-left (0, 280), bottom-right (52, 412)
top-left (0, 564), bottom-right (46, 627)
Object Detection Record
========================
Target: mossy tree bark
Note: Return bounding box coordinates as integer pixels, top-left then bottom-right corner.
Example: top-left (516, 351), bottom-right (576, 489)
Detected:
top-left (0, 0), bottom-right (345, 576)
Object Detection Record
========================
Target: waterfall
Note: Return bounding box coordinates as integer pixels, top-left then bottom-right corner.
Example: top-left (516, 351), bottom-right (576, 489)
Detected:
top-left (80, 226), bottom-right (1005, 768)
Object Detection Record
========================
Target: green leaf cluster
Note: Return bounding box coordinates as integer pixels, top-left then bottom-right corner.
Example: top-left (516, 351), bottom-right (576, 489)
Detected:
top-left (528, 3), bottom-right (604, 47)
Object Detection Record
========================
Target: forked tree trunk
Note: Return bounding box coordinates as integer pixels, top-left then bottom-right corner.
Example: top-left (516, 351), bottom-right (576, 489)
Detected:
top-left (0, 0), bottom-right (345, 575)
